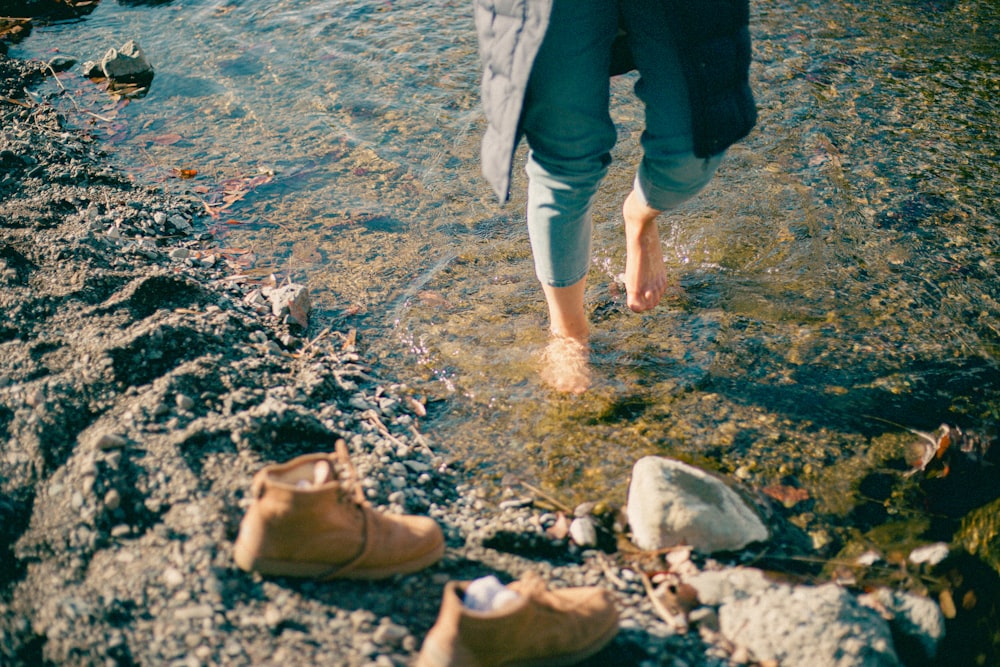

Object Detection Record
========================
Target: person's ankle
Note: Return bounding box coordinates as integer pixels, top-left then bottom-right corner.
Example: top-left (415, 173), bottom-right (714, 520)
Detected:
top-left (550, 326), bottom-right (588, 345)
top-left (623, 190), bottom-right (660, 230)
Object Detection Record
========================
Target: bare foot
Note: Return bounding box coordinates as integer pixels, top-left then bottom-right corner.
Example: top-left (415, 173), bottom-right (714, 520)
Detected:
top-left (539, 335), bottom-right (591, 394)
top-left (623, 190), bottom-right (668, 312)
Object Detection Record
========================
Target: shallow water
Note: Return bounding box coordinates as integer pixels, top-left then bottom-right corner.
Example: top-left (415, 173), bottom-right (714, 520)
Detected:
top-left (14, 0), bottom-right (1000, 551)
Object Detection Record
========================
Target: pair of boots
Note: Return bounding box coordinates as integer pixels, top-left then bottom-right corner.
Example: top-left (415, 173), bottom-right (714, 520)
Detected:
top-left (233, 443), bottom-right (619, 666)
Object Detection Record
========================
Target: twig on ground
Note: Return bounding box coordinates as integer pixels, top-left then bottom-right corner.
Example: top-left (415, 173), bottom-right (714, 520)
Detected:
top-left (514, 479), bottom-right (573, 514)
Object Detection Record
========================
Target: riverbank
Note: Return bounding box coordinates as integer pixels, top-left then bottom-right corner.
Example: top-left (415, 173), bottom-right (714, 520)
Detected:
top-left (0, 41), bottom-right (993, 667)
top-left (0, 49), bottom-right (716, 666)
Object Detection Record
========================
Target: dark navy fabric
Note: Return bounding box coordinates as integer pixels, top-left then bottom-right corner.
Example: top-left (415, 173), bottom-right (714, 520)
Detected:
top-left (474, 0), bottom-right (756, 202)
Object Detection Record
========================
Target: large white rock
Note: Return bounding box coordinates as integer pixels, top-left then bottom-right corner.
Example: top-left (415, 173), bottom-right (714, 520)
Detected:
top-left (626, 456), bottom-right (768, 552)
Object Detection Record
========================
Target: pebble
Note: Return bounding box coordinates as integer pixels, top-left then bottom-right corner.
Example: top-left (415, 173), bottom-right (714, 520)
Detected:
top-left (25, 387), bottom-right (44, 406)
top-left (264, 605), bottom-right (283, 628)
top-left (569, 517), bottom-right (598, 548)
top-left (372, 621), bottom-right (409, 646)
top-left (95, 432), bottom-right (128, 450)
top-left (103, 489), bottom-right (121, 510)
top-left (498, 497), bottom-right (533, 510)
top-left (175, 393), bottom-right (195, 411)
top-left (908, 542), bottom-right (949, 566)
top-left (174, 604), bottom-right (215, 621)
top-left (163, 567), bottom-right (184, 588)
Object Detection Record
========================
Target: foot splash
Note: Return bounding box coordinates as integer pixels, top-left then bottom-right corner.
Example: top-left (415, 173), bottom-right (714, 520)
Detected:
top-left (539, 335), bottom-right (591, 394)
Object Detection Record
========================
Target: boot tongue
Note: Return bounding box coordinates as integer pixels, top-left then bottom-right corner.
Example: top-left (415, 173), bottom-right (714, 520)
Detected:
top-left (333, 438), bottom-right (367, 505)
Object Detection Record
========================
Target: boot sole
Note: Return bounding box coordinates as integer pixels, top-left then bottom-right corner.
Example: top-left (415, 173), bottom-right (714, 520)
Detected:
top-left (233, 539), bottom-right (445, 580)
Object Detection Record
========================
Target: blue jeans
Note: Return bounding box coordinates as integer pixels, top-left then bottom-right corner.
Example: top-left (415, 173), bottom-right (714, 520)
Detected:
top-left (521, 0), bottom-right (724, 287)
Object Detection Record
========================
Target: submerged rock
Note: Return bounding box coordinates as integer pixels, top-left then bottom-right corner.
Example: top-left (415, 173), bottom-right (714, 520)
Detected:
top-left (99, 40), bottom-right (153, 82)
top-left (626, 456), bottom-right (768, 553)
top-left (859, 588), bottom-right (945, 662)
top-left (82, 39), bottom-right (154, 95)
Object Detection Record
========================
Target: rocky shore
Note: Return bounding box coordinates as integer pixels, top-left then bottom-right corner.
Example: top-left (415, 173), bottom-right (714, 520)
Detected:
top-left (0, 45), bottom-right (989, 667)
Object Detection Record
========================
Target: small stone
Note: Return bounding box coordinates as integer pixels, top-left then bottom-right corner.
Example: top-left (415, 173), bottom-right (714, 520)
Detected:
top-left (25, 387), bottom-right (44, 406)
top-left (175, 393), bottom-right (195, 411)
top-left (169, 248), bottom-right (190, 260)
top-left (909, 543), bottom-right (949, 567)
top-left (174, 604), bottom-right (214, 621)
top-left (498, 497), bottom-right (533, 510)
top-left (261, 283), bottom-right (311, 327)
top-left (855, 550), bottom-right (882, 566)
top-left (103, 489), bottom-right (121, 511)
top-left (372, 621), bottom-right (409, 646)
top-left (264, 605), bottom-right (282, 628)
top-left (95, 432), bottom-right (128, 450)
top-left (569, 516), bottom-right (598, 548)
top-left (169, 214), bottom-right (193, 233)
top-left (163, 567), bottom-right (184, 588)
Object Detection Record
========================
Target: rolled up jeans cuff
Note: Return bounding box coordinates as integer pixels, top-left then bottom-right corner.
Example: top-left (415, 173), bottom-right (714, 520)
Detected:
top-left (635, 152), bottom-right (724, 212)
top-left (526, 155), bottom-right (602, 287)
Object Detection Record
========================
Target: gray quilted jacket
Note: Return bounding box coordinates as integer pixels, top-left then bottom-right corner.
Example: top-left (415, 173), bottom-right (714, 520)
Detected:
top-left (474, 0), bottom-right (756, 203)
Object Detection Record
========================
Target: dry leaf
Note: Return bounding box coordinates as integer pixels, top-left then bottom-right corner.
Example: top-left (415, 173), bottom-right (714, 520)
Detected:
top-left (152, 133), bottom-right (182, 145)
top-left (939, 589), bottom-right (957, 619)
top-left (762, 484), bottom-right (810, 507)
top-left (904, 424), bottom-right (955, 477)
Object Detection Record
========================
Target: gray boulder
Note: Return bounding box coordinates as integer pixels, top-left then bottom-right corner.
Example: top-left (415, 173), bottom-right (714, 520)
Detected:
top-left (101, 40), bottom-right (153, 81)
top-left (719, 583), bottom-right (900, 667)
top-left (859, 588), bottom-right (945, 662)
top-left (83, 40), bottom-right (154, 85)
top-left (626, 456), bottom-right (768, 552)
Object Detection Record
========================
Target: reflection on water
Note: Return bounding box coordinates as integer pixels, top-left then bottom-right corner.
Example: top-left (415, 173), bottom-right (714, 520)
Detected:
top-left (15, 0), bottom-right (1000, 553)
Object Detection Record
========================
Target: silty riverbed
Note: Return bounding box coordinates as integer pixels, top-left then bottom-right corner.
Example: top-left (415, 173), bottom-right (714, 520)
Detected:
top-left (11, 0), bottom-right (1000, 580)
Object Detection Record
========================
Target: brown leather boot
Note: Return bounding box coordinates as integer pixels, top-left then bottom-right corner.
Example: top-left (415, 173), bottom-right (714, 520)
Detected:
top-left (232, 440), bottom-right (444, 580)
top-left (416, 572), bottom-right (619, 667)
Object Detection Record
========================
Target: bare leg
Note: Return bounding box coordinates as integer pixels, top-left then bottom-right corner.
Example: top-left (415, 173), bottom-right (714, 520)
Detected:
top-left (539, 278), bottom-right (591, 394)
top-left (623, 189), bottom-right (668, 312)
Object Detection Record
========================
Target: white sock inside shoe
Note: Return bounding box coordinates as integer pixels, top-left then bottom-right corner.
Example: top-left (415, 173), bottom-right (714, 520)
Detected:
top-left (462, 576), bottom-right (522, 612)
